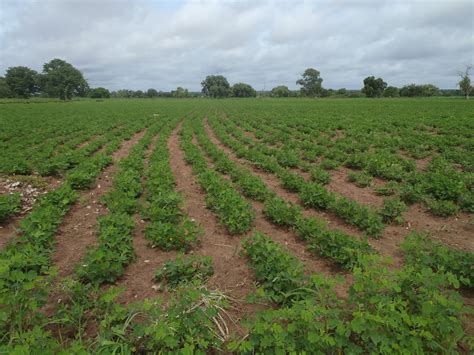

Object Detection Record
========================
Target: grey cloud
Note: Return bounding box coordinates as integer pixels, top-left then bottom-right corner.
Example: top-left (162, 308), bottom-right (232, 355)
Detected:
top-left (0, 0), bottom-right (472, 91)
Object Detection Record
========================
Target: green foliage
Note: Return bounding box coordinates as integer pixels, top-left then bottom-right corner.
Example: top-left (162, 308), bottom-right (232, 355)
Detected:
top-left (40, 58), bottom-right (88, 100)
top-left (374, 181), bottom-right (399, 196)
top-left (201, 75), bottom-right (230, 98)
top-left (243, 232), bottom-right (317, 304)
top-left (296, 68), bottom-right (323, 97)
top-left (320, 158), bottom-right (339, 170)
top-left (145, 218), bottom-right (201, 252)
top-left (234, 255), bottom-right (466, 354)
top-left (155, 255), bottom-right (214, 288)
top-left (98, 286), bottom-right (226, 353)
top-left (270, 85), bottom-right (291, 97)
top-left (347, 171), bottom-right (373, 187)
top-left (330, 196), bottom-right (384, 237)
top-left (231, 82), bottom-right (257, 97)
top-left (5, 66), bottom-right (38, 98)
top-left (401, 232), bottom-right (474, 288)
top-left (277, 169), bottom-right (305, 192)
top-left (0, 184), bottom-right (76, 344)
top-left (361, 76), bottom-right (387, 98)
top-left (77, 214), bottom-right (136, 284)
top-left (0, 192), bottom-right (21, 222)
top-left (295, 217), bottom-right (374, 269)
top-left (380, 198), bottom-right (406, 224)
top-left (310, 166), bottom-right (331, 184)
top-left (426, 198), bottom-right (459, 217)
top-left (299, 183), bottom-right (334, 210)
top-left (263, 197), bottom-right (302, 227)
top-left (180, 124), bottom-right (255, 234)
top-left (89, 87), bottom-right (110, 98)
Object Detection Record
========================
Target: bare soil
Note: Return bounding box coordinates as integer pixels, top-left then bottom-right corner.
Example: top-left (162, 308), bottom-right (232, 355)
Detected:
top-left (51, 130), bottom-right (146, 279)
top-left (115, 134), bottom-right (179, 303)
top-left (193, 132), bottom-right (348, 294)
top-left (168, 123), bottom-right (266, 335)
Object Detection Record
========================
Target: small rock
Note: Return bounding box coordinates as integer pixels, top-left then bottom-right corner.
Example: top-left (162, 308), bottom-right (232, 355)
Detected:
top-left (144, 259), bottom-right (150, 263)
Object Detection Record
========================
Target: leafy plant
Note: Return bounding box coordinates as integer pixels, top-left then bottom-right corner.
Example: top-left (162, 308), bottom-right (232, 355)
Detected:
top-left (299, 183), bottom-right (334, 210)
top-left (0, 192), bottom-right (21, 222)
top-left (154, 255), bottom-right (214, 288)
top-left (145, 218), bottom-right (201, 252)
top-left (380, 198), bottom-right (406, 224)
top-left (374, 181), bottom-right (399, 196)
top-left (263, 197), bottom-right (302, 227)
top-left (347, 171), bottom-right (373, 188)
top-left (310, 167), bottom-right (331, 184)
top-left (426, 198), bottom-right (459, 217)
top-left (401, 232), bottom-right (474, 287)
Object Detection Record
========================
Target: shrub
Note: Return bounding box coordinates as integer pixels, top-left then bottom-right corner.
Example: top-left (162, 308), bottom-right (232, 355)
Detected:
top-left (154, 255), bottom-right (214, 288)
top-left (263, 197), bottom-right (302, 227)
top-left (347, 171), bottom-right (373, 188)
top-left (0, 192), bottom-right (21, 222)
top-left (299, 183), bottom-right (334, 210)
top-left (243, 232), bottom-right (322, 304)
top-left (310, 167), bottom-right (331, 184)
top-left (277, 169), bottom-right (305, 192)
top-left (401, 232), bottom-right (474, 288)
top-left (426, 199), bottom-right (459, 217)
top-left (145, 218), bottom-right (201, 252)
top-left (380, 198), bottom-right (406, 224)
top-left (374, 181), bottom-right (399, 196)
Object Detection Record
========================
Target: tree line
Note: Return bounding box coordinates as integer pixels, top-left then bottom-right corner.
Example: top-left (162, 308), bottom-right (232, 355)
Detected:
top-left (1, 59), bottom-right (471, 100)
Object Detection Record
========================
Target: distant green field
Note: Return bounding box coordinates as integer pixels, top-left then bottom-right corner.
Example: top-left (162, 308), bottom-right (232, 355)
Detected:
top-left (0, 97), bottom-right (473, 353)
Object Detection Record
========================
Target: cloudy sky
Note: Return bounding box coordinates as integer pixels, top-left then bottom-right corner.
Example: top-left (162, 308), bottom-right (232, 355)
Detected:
top-left (0, 0), bottom-right (472, 91)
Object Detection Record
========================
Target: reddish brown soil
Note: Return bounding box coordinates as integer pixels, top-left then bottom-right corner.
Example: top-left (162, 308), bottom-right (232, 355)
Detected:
top-left (204, 119), bottom-right (474, 270)
top-left (193, 133), bottom-right (347, 292)
top-left (168, 123), bottom-right (266, 335)
top-left (203, 119), bottom-right (366, 239)
top-left (76, 135), bottom-right (98, 149)
top-left (115, 134), bottom-right (179, 302)
top-left (327, 167), bottom-right (384, 208)
top-left (50, 130), bottom-right (146, 279)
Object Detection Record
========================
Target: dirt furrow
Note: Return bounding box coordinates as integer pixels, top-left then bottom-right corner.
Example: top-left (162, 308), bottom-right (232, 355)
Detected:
top-left (168, 124), bottom-right (264, 333)
top-left (203, 119), bottom-right (366, 238)
top-left (116, 133), bottom-right (178, 303)
top-left (50, 130), bottom-right (147, 279)
top-left (192, 134), bottom-right (347, 289)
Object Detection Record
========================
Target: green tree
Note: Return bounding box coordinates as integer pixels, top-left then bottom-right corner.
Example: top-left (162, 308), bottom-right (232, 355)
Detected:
top-left (0, 77), bottom-right (14, 98)
top-left (231, 83), bottom-right (256, 97)
top-left (336, 88), bottom-right (347, 96)
top-left (419, 84), bottom-right (439, 97)
top-left (458, 65), bottom-right (472, 99)
top-left (146, 88), bottom-right (159, 98)
top-left (171, 86), bottom-right (189, 98)
top-left (271, 85), bottom-right (291, 97)
top-left (400, 84), bottom-right (439, 97)
top-left (201, 75), bottom-right (230, 98)
top-left (40, 58), bottom-right (88, 100)
top-left (383, 86), bottom-right (400, 97)
top-left (132, 90), bottom-right (145, 98)
top-left (88, 87), bottom-right (110, 98)
top-left (361, 76), bottom-right (387, 98)
top-left (5, 66), bottom-right (38, 98)
top-left (296, 68), bottom-right (323, 97)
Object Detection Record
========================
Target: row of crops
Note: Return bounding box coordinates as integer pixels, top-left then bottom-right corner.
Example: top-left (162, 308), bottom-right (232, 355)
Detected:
top-left (0, 98), bottom-right (472, 353)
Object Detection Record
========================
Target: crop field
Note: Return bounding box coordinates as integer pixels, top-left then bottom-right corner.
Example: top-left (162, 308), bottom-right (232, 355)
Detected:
top-left (0, 98), bottom-right (473, 353)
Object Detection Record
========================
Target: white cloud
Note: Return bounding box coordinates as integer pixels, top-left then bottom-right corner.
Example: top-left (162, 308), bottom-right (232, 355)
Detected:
top-left (0, 0), bottom-right (472, 90)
